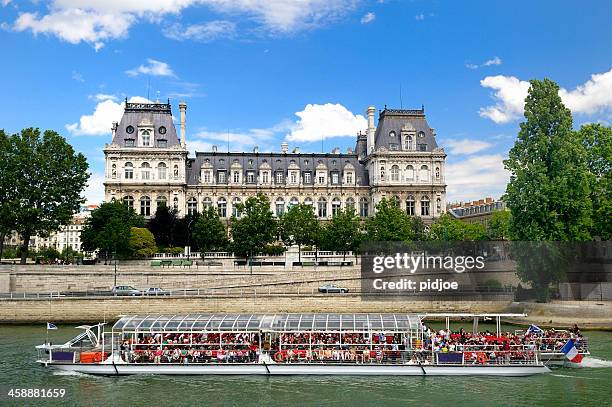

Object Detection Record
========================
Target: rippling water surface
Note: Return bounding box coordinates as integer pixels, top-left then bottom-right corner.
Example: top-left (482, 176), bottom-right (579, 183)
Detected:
top-left (1, 324), bottom-right (610, 406)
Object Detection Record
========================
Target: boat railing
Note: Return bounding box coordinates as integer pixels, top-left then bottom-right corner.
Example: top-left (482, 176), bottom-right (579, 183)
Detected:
top-left (533, 336), bottom-right (589, 353)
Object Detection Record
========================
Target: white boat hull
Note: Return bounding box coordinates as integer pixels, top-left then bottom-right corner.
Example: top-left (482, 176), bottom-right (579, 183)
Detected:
top-left (42, 362), bottom-right (550, 377)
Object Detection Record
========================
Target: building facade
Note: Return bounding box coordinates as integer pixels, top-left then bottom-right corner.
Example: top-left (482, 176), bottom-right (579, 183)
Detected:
top-left (103, 100), bottom-right (446, 222)
top-left (447, 197), bottom-right (506, 227)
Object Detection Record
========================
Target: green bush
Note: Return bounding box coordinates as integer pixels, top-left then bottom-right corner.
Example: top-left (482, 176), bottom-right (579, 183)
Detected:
top-left (262, 244), bottom-right (286, 256)
top-left (483, 279), bottom-right (502, 290)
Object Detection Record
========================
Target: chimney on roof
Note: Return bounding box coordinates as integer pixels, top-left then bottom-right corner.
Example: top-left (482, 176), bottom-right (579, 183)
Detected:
top-left (485, 197), bottom-right (493, 203)
top-left (253, 145), bottom-right (259, 153)
top-left (179, 101), bottom-right (187, 148)
top-left (281, 142), bottom-right (288, 154)
top-left (332, 147), bottom-right (340, 154)
top-left (212, 145), bottom-right (218, 152)
top-left (366, 106), bottom-right (376, 154)
top-left (347, 147), bottom-right (353, 154)
top-left (292, 147), bottom-right (300, 154)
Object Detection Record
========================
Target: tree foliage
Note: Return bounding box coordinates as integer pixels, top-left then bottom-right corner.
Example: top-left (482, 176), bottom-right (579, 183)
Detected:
top-left (192, 207), bottom-right (228, 253)
top-left (279, 203), bottom-right (320, 260)
top-left (320, 208), bottom-right (361, 256)
top-left (230, 194), bottom-right (278, 258)
top-left (365, 198), bottom-right (423, 242)
top-left (81, 200), bottom-right (144, 257)
top-left (428, 214), bottom-right (487, 241)
top-left (7, 128), bottom-right (89, 264)
top-left (576, 123), bottom-right (612, 239)
top-left (128, 227), bottom-right (157, 258)
top-left (0, 129), bottom-right (17, 260)
top-left (504, 79), bottom-right (592, 241)
top-left (487, 210), bottom-right (511, 241)
top-left (147, 203), bottom-right (179, 248)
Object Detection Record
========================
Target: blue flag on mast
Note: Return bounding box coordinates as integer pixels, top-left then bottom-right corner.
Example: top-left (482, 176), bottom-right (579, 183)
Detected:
top-left (46, 322), bottom-right (58, 330)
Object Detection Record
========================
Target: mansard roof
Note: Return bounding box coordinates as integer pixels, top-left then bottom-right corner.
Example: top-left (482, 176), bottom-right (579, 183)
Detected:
top-left (374, 107), bottom-right (439, 152)
top-left (112, 99), bottom-right (180, 148)
top-left (186, 151), bottom-right (369, 186)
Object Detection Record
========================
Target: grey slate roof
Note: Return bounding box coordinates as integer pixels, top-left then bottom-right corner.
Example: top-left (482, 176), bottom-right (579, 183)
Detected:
top-left (186, 152), bottom-right (369, 186)
top-left (112, 100), bottom-right (180, 148)
top-left (374, 108), bottom-right (438, 152)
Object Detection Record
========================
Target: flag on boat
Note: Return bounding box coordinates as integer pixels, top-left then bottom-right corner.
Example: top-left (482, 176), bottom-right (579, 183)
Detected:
top-left (561, 339), bottom-right (583, 363)
top-left (526, 324), bottom-right (543, 334)
top-left (46, 322), bottom-right (58, 330)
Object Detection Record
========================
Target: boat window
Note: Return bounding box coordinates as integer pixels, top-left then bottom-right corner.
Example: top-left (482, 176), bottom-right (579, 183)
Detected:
top-left (151, 317), bottom-right (171, 330)
top-left (314, 314), bottom-right (328, 331)
top-left (341, 314), bottom-right (355, 331)
top-left (234, 315), bottom-right (252, 330)
top-left (164, 316), bottom-right (184, 331)
top-left (247, 315), bottom-right (265, 330)
top-left (192, 316), bottom-right (211, 331)
top-left (327, 314), bottom-right (341, 330)
top-left (286, 315), bottom-right (301, 330)
top-left (178, 316), bottom-right (199, 331)
top-left (368, 314), bottom-right (383, 330)
top-left (221, 315), bottom-right (240, 330)
top-left (207, 315), bottom-right (225, 330)
top-left (271, 315), bottom-right (288, 330)
top-left (298, 315), bottom-right (314, 331)
top-left (354, 315), bottom-right (369, 331)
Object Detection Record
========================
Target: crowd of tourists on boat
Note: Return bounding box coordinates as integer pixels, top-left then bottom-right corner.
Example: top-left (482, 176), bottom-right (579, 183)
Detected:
top-left (114, 325), bottom-right (584, 365)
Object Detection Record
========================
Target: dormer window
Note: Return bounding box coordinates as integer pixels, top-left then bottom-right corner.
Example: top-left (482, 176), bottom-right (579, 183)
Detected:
top-left (140, 129), bottom-right (152, 147)
top-left (389, 131), bottom-right (396, 137)
top-left (126, 125), bottom-right (135, 134)
top-left (158, 126), bottom-right (166, 135)
top-left (125, 139), bottom-right (135, 147)
top-left (404, 136), bottom-right (413, 151)
top-left (418, 131), bottom-right (425, 138)
top-left (157, 139), bottom-right (167, 148)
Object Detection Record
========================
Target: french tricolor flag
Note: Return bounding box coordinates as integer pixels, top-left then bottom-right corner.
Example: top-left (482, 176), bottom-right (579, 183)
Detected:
top-left (561, 339), bottom-right (583, 363)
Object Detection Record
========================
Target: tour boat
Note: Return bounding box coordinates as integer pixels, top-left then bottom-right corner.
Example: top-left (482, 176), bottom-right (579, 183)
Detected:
top-left (36, 313), bottom-right (554, 376)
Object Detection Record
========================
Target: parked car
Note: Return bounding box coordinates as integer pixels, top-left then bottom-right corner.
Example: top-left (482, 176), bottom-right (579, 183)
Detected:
top-left (144, 287), bottom-right (170, 296)
top-left (318, 284), bottom-right (349, 294)
top-left (111, 285), bottom-right (141, 296)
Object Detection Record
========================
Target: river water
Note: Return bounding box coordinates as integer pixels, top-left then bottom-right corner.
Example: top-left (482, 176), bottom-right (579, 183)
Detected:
top-left (0, 324), bottom-right (611, 406)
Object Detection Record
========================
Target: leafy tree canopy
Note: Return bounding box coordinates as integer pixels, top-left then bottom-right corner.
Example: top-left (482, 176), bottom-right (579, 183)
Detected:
top-left (320, 207), bottom-right (362, 255)
top-left (365, 198), bottom-right (422, 242)
top-left (128, 227), bottom-right (157, 258)
top-left (147, 203), bottom-right (179, 248)
top-left (279, 203), bottom-right (320, 259)
top-left (192, 207), bottom-right (228, 253)
top-left (230, 193), bottom-right (278, 258)
top-left (428, 214), bottom-right (487, 241)
top-left (487, 210), bottom-right (512, 241)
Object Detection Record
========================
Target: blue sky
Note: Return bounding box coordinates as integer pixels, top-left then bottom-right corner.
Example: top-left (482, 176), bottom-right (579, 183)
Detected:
top-left (1, 0), bottom-right (611, 204)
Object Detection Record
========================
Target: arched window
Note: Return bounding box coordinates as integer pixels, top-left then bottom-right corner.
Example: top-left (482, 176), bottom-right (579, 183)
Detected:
top-left (232, 197), bottom-right (241, 218)
top-left (406, 165), bottom-right (414, 180)
top-left (202, 197), bottom-right (212, 210)
top-left (346, 197), bottom-right (355, 212)
top-left (111, 163), bottom-right (117, 179)
top-left (317, 197), bottom-right (327, 218)
top-left (289, 197), bottom-right (299, 209)
top-left (359, 197), bottom-right (369, 217)
top-left (406, 195), bottom-right (415, 216)
top-left (141, 162), bottom-right (150, 180)
top-left (391, 165), bottom-right (400, 182)
top-left (123, 195), bottom-right (134, 211)
top-left (157, 162), bottom-right (167, 180)
top-left (140, 129), bottom-right (151, 147)
top-left (332, 198), bottom-right (341, 216)
top-left (420, 165), bottom-right (429, 182)
top-left (217, 198), bottom-right (227, 218)
top-left (156, 196), bottom-right (167, 210)
top-left (140, 196), bottom-right (151, 216)
top-left (421, 196), bottom-right (430, 216)
top-left (275, 197), bottom-right (285, 217)
top-left (124, 162), bottom-right (133, 179)
top-left (187, 197), bottom-right (197, 216)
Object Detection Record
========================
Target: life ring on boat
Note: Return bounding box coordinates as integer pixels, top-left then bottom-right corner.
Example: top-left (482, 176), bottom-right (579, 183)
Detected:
top-left (274, 352), bottom-right (284, 362)
top-left (476, 352), bottom-right (489, 365)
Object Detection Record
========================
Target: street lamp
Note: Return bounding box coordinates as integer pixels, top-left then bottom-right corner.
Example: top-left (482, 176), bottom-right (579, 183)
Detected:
top-left (113, 249), bottom-right (117, 287)
top-left (186, 218), bottom-right (195, 260)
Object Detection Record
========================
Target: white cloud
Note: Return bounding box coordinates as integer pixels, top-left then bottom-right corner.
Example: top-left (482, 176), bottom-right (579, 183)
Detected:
top-left (445, 154), bottom-right (510, 202)
top-left (66, 96), bottom-right (151, 136)
top-left (466, 56), bottom-right (502, 70)
top-left (415, 13), bottom-right (425, 21)
top-left (286, 103), bottom-right (367, 142)
top-left (11, 0), bottom-right (358, 47)
top-left (479, 68), bottom-right (612, 123)
top-left (2, 0), bottom-right (12, 6)
top-left (164, 20), bottom-right (236, 42)
top-left (83, 171), bottom-right (105, 205)
top-left (126, 58), bottom-right (176, 77)
top-left (360, 12), bottom-right (375, 24)
top-left (443, 139), bottom-right (493, 155)
top-left (89, 93), bottom-right (118, 102)
top-left (192, 126), bottom-right (277, 152)
top-left (13, 8), bottom-right (133, 49)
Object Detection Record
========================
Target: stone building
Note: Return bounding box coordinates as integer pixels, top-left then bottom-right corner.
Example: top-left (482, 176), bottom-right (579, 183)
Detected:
top-left (447, 197), bottom-right (507, 227)
top-left (103, 100), bottom-right (446, 222)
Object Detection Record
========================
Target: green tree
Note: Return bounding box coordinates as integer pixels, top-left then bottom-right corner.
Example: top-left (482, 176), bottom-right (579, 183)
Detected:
top-left (11, 128), bottom-right (89, 264)
top-left (504, 79), bottom-right (592, 241)
top-left (428, 214), bottom-right (487, 241)
top-left (81, 200), bottom-right (144, 259)
top-left (365, 198), bottom-right (418, 242)
top-left (147, 203), bottom-right (179, 248)
top-left (230, 194), bottom-right (278, 262)
top-left (576, 123), bottom-right (612, 239)
top-left (128, 227), bottom-right (157, 258)
top-left (320, 208), bottom-right (361, 259)
top-left (504, 79), bottom-right (592, 300)
top-left (0, 129), bottom-right (17, 260)
top-left (487, 210), bottom-right (511, 240)
top-left (279, 203), bottom-right (320, 262)
top-left (192, 207), bottom-right (228, 253)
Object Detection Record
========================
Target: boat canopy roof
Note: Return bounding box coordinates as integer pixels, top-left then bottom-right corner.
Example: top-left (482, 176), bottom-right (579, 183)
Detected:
top-left (112, 313), bottom-right (423, 333)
